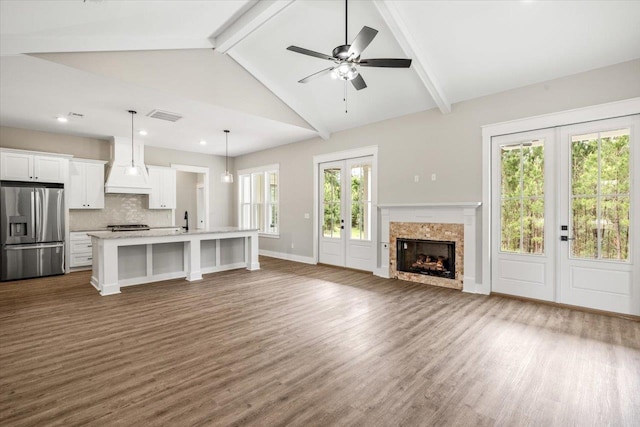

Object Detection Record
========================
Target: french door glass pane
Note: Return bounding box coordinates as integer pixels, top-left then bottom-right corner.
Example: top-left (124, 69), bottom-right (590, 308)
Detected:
top-left (501, 198), bottom-right (521, 252)
top-left (600, 196), bottom-right (629, 261)
top-left (571, 197), bottom-right (597, 258)
top-left (600, 130), bottom-right (630, 195)
top-left (570, 129), bottom-right (630, 261)
top-left (350, 163), bottom-right (371, 241)
top-left (522, 143), bottom-right (544, 197)
top-left (571, 134), bottom-right (598, 196)
top-left (323, 168), bottom-right (341, 238)
top-left (522, 197), bottom-right (544, 253)
top-left (499, 140), bottom-right (544, 254)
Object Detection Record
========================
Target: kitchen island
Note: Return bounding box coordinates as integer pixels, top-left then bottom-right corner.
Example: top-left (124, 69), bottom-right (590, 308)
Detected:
top-left (87, 227), bottom-right (259, 296)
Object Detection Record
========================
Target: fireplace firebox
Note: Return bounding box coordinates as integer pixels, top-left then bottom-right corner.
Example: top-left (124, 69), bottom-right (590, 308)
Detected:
top-left (396, 238), bottom-right (455, 279)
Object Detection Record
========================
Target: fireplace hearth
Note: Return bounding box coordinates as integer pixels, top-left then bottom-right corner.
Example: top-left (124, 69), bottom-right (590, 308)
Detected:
top-left (396, 238), bottom-right (455, 280)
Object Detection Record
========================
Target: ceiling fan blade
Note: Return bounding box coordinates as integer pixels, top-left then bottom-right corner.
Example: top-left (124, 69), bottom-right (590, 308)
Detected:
top-left (347, 26), bottom-right (378, 58)
top-left (298, 67), bottom-right (335, 84)
top-left (359, 58), bottom-right (412, 68)
top-left (287, 46), bottom-right (335, 61)
top-left (351, 74), bottom-right (367, 91)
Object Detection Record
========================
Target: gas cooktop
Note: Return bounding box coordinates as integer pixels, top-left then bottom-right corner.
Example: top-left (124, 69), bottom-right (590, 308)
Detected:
top-left (107, 224), bottom-right (150, 232)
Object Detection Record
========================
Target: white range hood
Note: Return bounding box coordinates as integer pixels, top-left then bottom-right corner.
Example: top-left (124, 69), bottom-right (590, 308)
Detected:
top-left (104, 136), bottom-right (151, 194)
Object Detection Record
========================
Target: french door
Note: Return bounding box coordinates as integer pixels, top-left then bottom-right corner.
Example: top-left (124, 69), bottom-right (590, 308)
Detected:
top-left (319, 157), bottom-right (374, 271)
top-left (492, 115), bottom-right (639, 315)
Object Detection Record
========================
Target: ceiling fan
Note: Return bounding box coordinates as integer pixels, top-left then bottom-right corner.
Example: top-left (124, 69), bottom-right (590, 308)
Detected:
top-left (286, 0), bottom-right (412, 91)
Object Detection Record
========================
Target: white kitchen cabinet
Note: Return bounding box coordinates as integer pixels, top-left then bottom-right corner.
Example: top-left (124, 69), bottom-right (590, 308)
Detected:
top-left (147, 166), bottom-right (176, 209)
top-left (0, 149), bottom-right (69, 183)
top-left (69, 159), bottom-right (106, 209)
top-left (69, 232), bottom-right (94, 268)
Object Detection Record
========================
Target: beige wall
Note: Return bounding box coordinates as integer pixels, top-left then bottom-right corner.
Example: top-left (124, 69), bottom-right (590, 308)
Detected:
top-left (0, 126), bottom-right (235, 227)
top-left (0, 126), bottom-right (110, 160)
top-left (235, 59), bottom-right (640, 259)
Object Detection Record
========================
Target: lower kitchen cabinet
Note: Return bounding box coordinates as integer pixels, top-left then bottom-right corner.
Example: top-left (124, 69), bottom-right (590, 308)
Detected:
top-left (69, 232), bottom-right (95, 268)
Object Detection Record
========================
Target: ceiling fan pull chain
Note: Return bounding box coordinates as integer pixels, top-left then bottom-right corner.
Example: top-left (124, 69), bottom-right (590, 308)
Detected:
top-left (344, 81), bottom-right (348, 114)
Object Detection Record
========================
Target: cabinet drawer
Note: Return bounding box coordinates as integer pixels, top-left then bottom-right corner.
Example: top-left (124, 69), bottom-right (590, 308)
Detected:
top-left (70, 253), bottom-right (93, 267)
top-left (71, 241), bottom-right (93, 254)
top-left (70, 232), bottom-right (91, 241)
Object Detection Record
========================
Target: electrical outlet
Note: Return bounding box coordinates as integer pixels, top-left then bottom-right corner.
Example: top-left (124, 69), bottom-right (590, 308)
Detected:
top-left (431, 173), bottom-right (437, 181)
top-left (414, 175), bottom-right (419, 183)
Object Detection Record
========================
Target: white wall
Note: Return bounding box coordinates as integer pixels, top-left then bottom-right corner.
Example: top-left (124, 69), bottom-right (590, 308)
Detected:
top-left (234, 59), bottom-right (640, 260)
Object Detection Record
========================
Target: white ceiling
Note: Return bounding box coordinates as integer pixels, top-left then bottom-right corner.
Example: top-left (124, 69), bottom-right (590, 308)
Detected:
top-left (1, 0), bottom-right (639, 156)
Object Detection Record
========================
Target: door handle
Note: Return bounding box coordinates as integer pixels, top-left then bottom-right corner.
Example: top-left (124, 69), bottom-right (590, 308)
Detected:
top-left (5, 243), bottom-right (64, 250)
top-left (560, 236), bottom-right (575, 241)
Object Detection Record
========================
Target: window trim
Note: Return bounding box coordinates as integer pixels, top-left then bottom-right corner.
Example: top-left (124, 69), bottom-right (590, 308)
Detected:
top-left (237, 164), bottom-right (279, 238)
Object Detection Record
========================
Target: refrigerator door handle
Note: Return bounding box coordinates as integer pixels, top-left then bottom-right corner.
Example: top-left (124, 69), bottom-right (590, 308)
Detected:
top-left (31, 189), bottom-right (37, 241)
top-left (5, 243), bottom-right (65, 250)
top-left (35, 188), bottom-right (42, 242)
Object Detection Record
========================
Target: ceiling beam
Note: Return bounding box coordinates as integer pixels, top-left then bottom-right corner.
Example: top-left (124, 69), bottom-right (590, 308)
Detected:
top-left (214, 0), bottom-right (296, 54)
top-left (227, 51), bottom-right (331, 140)
top-left (373, 0), bottom-right (451, 114)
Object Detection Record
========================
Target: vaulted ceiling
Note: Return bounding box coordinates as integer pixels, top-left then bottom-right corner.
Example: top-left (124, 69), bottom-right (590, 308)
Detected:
top-left (1, 0), bottom-right (639, 156)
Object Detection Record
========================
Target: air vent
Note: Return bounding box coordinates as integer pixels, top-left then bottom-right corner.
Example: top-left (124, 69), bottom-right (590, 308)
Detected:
top-left (147, 109), bottom-right (183, 122)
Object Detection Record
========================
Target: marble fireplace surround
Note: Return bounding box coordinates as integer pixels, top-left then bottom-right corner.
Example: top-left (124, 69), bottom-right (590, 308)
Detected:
top-left (377, 203), bottom-right (481, 293)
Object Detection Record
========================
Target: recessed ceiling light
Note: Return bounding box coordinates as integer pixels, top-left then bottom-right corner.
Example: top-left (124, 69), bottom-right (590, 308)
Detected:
top-left (56, 117), bottom-right (68, 123)
top-left (199, 140), bottom-right (207, 145)
top-left (138, 130), bottom-right (148, 136)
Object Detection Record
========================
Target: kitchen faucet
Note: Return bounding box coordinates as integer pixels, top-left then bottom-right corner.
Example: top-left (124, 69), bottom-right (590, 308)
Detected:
top-left (183, 211), bottom-right (189, 232)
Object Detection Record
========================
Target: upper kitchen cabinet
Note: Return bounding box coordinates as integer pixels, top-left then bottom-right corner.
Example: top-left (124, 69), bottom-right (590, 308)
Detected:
top-left (69, 159), bottom-right (107, 209)
top-left (147, 166), bottom-right (176, 209)
top-left (0, 149), bottom-right (70, 183)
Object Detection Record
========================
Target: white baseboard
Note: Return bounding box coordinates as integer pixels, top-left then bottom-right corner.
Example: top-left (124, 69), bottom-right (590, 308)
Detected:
top-left (374, 267), bottom-right (390, 278)
top-left (201, 262), bottom-right (248, 275)
top-left (259, 249), bottom-right (316, 265)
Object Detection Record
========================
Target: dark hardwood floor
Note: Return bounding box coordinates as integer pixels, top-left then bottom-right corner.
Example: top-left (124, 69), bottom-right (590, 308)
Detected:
top-left (1, 257), bottom-right (638, 426)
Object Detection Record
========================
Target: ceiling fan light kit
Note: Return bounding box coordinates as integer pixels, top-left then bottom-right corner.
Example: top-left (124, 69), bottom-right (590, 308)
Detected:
top-left (332, 62), bottom-right (358, 81)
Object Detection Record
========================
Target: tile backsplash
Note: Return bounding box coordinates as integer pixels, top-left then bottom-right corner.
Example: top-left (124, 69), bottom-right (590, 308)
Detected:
top-left (69, 194), bottom-right (173, 230)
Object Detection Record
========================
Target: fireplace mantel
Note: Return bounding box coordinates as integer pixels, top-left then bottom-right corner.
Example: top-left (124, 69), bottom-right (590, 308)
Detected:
top-left (378, 202), bottom-right (481, 209)
top-left (376, 202), bottom-right (483, 294)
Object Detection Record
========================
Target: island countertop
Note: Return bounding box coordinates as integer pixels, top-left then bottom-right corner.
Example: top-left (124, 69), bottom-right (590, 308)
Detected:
top-left (87, 226), bottom-right (259, 239)
top-left (88, 227), bottom-right (260, 296)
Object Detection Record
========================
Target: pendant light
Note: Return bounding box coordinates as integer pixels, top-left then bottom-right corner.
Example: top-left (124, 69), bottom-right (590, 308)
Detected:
top-left (125, 110), bottom-right (139, 176)
top-left (221, 129), bottom-right (233, 184)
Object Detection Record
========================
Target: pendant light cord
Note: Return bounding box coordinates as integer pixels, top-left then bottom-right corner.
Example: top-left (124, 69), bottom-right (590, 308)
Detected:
top-left (224, 130), bottom-right (230, 173)
top-left (128, 110), bottom-right (137, 168)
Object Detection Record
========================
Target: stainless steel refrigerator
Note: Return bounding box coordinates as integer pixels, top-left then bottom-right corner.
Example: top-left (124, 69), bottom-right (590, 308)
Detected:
top-left (1, 181), bottom-right (65, 281)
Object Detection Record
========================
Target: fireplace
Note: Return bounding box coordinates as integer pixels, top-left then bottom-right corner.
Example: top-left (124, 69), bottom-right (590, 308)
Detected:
top-left (396, 238), bottom-right (455, 279)
top-left (380, 203), bottom-right (480, 292)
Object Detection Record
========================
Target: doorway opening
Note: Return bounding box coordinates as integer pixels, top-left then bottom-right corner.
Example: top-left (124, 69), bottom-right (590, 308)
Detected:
top-left (171, 164), bottom-right (209, 230)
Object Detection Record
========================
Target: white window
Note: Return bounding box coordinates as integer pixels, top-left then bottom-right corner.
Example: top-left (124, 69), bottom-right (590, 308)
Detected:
top-left (238, 164), bottom-right (279, 236)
